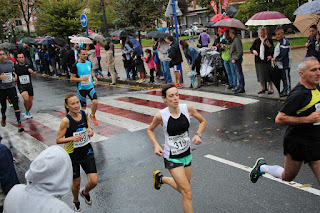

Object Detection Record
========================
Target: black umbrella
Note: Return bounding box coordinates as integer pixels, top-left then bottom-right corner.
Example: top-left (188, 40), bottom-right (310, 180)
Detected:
top-left (205, 21), bottom-right (216, 28)
top-left (147, 31), bottom-right (168, 39)
top-left (226, 6), bottom-right (238, 18)
top-left (7, 43), bottom-right (23, 51)
top-left (19, 37), bottom-right (37, 45)
top-left (39, 39), bottom-right (54, 45)
top-left (50, 37), bottom-right (65, 46)
top-left (270, 64), bottom-right (282, 93)
top-left (110, 30), bottom-right (128, 38)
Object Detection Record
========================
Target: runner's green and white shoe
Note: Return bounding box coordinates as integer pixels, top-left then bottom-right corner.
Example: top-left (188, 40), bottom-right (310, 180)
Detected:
top-left (250, 158), bottom-right (267, 183)
top-left (153, 170), bottom-right (163, 190)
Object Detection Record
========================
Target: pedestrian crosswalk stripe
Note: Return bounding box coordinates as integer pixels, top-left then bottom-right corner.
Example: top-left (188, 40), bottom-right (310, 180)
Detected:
top-left (128, 93), bottom-right (227, 113)
top-left (178, 90), bottom-right (259, 105)
top-left (115, 96), bottom-right (209, 115)
top-left (32, 113), bottom-right (108, 143)
top-left (99, 97), bottom-right (160, 116)
top-left (2, 122), bottom-right (48, 161)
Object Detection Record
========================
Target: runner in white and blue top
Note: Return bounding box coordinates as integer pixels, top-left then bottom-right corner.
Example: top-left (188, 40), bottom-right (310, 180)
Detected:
top-left (148, 83), bottom-right (206, 213)
top-left (70, 48), bottom-right (99, 125)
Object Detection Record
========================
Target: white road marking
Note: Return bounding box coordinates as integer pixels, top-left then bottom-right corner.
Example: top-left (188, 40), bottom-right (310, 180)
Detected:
top-left (1, 123), bottom-right (48, 161)
top-left (99, 97), bottom-right (159, 116)
top-left (132, 93), bottom-right (227, 113)
top-left (179, 90), bottom-right (259, 105)
top-left (32, 113), bottom-right (108, 143)
top-left (204, 154), bottom-right (320, 196)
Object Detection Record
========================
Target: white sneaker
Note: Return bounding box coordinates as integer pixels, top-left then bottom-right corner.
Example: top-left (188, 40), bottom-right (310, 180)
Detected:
top-left (28, 112), bottom-right (33, 118)
top-left (23, 113), bottom-right (29, 119)
top-left (73, 202), bottom-right (81, 212)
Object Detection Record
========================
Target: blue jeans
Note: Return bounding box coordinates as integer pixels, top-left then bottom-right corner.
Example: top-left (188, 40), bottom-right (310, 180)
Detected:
top-left (224, 60), bottom-right (237, 87)
top-left (232, 58), bottom-right (245, 90)
top-left (31, 58), bottom-right (38, 71)
top-left (189, 36), bottom-right (195, 42)
top-left (160, 61), bottom-right (172, 83)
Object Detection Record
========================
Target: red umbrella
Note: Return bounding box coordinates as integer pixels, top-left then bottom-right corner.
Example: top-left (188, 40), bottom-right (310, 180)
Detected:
top-left (245, 11), bottom-right (291, 26)
top-left (210, 14), bottom-right (230, 23)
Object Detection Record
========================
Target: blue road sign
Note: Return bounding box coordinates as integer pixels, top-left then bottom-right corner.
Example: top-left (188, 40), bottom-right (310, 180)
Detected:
top-left (80, 14), bottom-right (87, 27)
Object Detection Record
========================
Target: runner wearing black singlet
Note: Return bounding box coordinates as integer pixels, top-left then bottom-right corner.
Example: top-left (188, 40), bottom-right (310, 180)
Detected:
top-left (147, 84), bottom-right (206, 213)
top-left (56, 93), bottom-right (98, 212)
top-left (14, 52), bottom-right (35, 119)
top-left (250, 57), bottom-right (320, 184)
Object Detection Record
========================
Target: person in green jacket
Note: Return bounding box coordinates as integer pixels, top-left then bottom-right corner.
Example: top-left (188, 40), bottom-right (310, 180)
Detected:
top-left (220, 30), bottom-right (237, 90)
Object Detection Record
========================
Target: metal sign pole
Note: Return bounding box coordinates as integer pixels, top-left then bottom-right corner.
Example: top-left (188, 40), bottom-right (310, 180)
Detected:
top-left (172, 0), bottom-right (183, 83)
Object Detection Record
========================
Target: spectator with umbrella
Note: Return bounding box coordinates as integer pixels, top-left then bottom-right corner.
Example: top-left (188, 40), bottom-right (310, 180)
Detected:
top-left (250, 27), bottom-right (274, 95)
top-left (121, 37), bottom-right (136, 80)
top-left (305, 25), bottom-right (320, 61)
top-left (158, 38), bottom-right (172, 83)
top-left (88, 44), bottom-right (103, 78)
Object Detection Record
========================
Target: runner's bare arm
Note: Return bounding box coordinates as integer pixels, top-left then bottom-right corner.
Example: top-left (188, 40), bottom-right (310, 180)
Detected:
top-left (147, 113), bottom-right (165, 156)
top-left (91, 69), bottom-right (98, 84)
top-left (275, 111), bottom-right (320, 126)
top-left (187, 104), bottom-right (207, 145)
top-left (12, 72), bottom-right (17, 82)
top-left (56, 117), bottom-right (82, 144)
top-left (70, 73), bottom-right (89, 82)
top-left (85, 110), bottom-right (94, 137)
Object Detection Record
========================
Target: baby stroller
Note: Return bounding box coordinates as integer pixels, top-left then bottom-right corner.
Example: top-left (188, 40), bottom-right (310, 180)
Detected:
top-left (198, 47), bottom-right (225, 86)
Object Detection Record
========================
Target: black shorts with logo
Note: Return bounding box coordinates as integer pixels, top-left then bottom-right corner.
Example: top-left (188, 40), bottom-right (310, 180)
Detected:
top-left (283, 138), bottom-right (320, 163)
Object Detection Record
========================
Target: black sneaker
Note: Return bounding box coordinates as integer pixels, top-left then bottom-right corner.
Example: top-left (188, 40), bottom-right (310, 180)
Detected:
top-left (73, 201), bottom-right (81, 212)
top-left (80, 189), bottom-right (92, 206)
top-left (250, 158), bottom-right (267, 183)
top-left (153, 170), bottom-right (163, 190)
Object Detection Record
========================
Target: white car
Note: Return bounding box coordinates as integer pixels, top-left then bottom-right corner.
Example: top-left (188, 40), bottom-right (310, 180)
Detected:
top-left (184, 26), bottom-right (202, 36)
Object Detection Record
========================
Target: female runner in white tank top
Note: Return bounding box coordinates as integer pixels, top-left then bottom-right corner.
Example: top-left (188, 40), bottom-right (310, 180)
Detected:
top-left (147, 84), bottom-right (206, 213)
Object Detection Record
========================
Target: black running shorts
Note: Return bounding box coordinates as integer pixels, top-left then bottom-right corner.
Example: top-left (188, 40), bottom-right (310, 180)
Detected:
top-left (283, 138), bottom-right (320, 163)
top-left (18, 84), bottom-right (34, 96)
top-left (72, 155), bottom-right (97, 179)
top-left (77, 88), bottom-right (97, 107)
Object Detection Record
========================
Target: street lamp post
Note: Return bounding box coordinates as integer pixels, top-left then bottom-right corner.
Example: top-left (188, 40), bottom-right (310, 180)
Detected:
top-left (100, 0), bottom-right (108, 37)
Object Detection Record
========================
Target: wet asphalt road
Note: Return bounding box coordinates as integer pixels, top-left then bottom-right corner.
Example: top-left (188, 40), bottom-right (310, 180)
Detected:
top-left (3, 76), bottom-right (320, 213)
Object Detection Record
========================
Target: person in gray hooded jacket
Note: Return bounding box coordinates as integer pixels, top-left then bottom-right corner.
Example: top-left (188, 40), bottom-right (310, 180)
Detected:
top-left (3, 145), bottom-right (74, 213)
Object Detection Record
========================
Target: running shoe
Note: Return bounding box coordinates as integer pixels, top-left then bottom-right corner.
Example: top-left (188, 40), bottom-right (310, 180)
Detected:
top-left (24, 113), bottom-right (29, 120)
top-left (179, 83), bottom-right (183, 88)
top-left (250, 158), bottom-right (267, 183)
top-left (80, 189), bottom-right (92, 206)
top-left (90, 114), bottom-right (99, 125)
top-left (1, 118), bottom-right (6, 127)
top-left (174, 83), bottom-right (179, 87)
top-left (73, 201), bottom-right (81, 212)
top-left (28, 111), bottom-right (33, 118)
top-left (18, 125), bottom-right (24, 133)
top-left (153, 170), bottom-right (163, 190)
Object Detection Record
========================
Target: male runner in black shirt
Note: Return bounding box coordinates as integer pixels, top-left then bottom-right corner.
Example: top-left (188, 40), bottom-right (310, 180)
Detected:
top-left (15, 52), bottom-right (35, 119)
top-left (250, 57), bottom-right (320, 184)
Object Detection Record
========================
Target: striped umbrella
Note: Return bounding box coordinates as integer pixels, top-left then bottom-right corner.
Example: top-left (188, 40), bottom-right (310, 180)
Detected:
top-left (245, 11), bottom-right (291, 26)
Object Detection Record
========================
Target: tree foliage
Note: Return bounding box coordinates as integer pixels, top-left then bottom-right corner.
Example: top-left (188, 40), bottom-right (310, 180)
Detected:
top-left (114, 0), bottom-right (168, 31)
top-left (36, 0), bottom-right (84, 39)
top-left (0, 0), bottom-right (21, 42)
top-left (18, 0), bottom-right (39, 35)
top-left (235, 0), bottom-right (299, 23)
top-left (86, 0), bottom-right (117, 32)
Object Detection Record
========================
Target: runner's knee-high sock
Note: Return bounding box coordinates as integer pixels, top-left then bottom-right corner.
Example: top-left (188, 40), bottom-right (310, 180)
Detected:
top-left (15, 111), bottom-right (21, 125)
top-left (260, 165), bottom-right (284, 179)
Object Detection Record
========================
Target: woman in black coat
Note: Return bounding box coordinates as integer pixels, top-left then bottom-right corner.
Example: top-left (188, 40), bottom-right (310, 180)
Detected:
top-left (250, 28), bottom-right (274, 94)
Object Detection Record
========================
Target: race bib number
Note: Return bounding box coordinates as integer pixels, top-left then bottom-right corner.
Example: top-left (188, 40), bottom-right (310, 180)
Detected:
top-left (80, 74), bottom-right (91, 86)
top-left (168, 131), bottom-right (190, 155)
top-left (73, 128), bottom-right (91, 148)
top-left (2, 73), bottom-right (13, 83)
top-left (314, 103), bottom-right (320, 125)
top-left (19, 75), bottom-right (30, 84)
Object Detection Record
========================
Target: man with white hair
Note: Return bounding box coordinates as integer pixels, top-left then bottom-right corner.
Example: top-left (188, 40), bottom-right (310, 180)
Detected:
top-left (250, 57), bottom-right (320, 184)
top-left (273, 28), bottom-right (291, 97)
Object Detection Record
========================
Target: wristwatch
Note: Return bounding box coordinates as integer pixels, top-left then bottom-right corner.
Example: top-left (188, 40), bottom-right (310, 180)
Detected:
top-left (195, 132), bottom-right (202, 138)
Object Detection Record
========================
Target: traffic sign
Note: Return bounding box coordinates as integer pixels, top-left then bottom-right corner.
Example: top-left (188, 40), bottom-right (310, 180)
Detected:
top-left (80, 14), bottom-right (87, 27)
top-left (165, 0), bottom-right (182, 17)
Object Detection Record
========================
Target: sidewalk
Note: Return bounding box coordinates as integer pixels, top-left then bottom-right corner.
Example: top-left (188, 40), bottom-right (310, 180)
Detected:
top-left (99, 40), bottom-right (307, 101)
